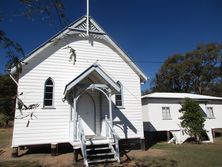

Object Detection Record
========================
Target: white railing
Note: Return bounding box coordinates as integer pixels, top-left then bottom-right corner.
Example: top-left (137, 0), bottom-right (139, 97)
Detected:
top-left (105, 115), bottom-right (120, 162)
top-left (77, 116), bottom-right (88, 167)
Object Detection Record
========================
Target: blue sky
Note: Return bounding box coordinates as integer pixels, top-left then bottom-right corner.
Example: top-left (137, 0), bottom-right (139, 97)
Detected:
top-left (1, 0), bottom-right (222, 90)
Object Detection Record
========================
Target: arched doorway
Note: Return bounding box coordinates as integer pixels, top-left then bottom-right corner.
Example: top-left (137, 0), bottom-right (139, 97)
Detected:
top-left (77, 93), bottom-right (96, 136)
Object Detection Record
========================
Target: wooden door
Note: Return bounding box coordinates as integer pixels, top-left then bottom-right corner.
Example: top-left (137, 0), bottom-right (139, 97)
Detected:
top-left (77, 93), bottom-right (96, 136)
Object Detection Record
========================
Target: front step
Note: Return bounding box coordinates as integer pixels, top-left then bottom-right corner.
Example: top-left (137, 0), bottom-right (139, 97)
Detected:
top-left (88, 158), bottom-right (117, 164)
top-left (86, 140), bottom-right (118, 165)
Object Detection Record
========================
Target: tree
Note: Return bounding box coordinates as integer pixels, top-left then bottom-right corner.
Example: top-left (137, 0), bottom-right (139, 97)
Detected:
top-left (151, 43), bottom-right (222, 96)
top-left (0, 1), bottom-right (67, 126)
top-left (1, 0), bottom-right (67, 74)
top-left (0, 74), bottom-right (17, 127)
top-left (179, 98), bottom-right (206, 143)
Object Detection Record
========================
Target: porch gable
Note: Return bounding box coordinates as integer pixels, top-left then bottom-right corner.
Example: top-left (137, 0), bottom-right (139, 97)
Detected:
top-left (64, 63), bottom-right (120, 97)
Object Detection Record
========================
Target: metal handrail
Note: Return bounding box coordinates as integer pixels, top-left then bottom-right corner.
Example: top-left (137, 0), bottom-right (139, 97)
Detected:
top-left (105, 115), bottom-right (120, 162)
top-left (77, 116), bottom-right (88, 166)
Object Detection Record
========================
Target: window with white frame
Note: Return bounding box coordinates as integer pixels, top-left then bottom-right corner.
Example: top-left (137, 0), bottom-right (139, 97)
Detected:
top-left (43, 78), bottom-right (54, 107)
top-left (115, 81), bottom-right (123, 107)
top-left (207, 107), bottom-right (214, 118)
top-left (162, 107), bottom-right (171, 120)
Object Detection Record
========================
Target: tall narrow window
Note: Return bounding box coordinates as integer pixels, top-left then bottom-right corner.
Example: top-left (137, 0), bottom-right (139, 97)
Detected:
top-left (207, 107), bottom-right (214, 118)
top-left (115, 81), bottom-right (123, 107)
top-left (44, 78), bottom-right (54, 107)
top-left (162, 107), bottom-right (171, 120)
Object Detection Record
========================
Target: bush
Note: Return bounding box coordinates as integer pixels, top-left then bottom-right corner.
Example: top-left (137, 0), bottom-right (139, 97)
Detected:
top-left (0, 113), bottom-right (10, 127)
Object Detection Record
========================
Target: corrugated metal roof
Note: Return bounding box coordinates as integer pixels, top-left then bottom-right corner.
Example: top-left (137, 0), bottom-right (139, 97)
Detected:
top-left (142, 92), bottom-right (222, 100)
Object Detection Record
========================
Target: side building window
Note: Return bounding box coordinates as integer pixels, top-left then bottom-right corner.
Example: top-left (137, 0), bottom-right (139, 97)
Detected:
top-left (162, 107), bottom-right (171, 120)
top-left (44, 78), bottom-right (54, 107)
top-left (115, 81), bottom-right (123, 107)
top-left (207, 107), bottom-right (214, 118)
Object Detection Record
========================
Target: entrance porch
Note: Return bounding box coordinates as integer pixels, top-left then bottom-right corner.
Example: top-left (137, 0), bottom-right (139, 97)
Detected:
top-left (63, 63), bottom-right (121, 166)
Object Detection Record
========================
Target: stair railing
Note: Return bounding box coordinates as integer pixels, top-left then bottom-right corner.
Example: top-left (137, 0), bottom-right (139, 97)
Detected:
top-left (77, 116), bottom-right (88, 167)
top-left (105, 115), bottom-right (120, 162)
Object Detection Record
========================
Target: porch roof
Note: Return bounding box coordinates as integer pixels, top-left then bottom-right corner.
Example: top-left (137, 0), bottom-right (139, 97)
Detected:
top-left (64, 63), bottom-right (120, 96)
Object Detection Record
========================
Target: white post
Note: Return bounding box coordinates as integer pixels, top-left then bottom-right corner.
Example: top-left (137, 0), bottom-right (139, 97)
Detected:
top-left (108, 89), bottom-right (113, 128)
top-left (86, 0), bottom-right (89, 36)
top-left (105, 115), bottom-right (109, 138)
top-left (73, 98), bottom-right (77, 140)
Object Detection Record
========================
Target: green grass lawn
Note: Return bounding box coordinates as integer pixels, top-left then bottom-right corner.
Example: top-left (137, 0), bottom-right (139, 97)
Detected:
top-left (136, 138), bottom-right (222, 167)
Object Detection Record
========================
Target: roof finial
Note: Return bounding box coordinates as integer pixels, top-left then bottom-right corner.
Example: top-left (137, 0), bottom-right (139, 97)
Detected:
top-left (86, 0), bottom-right (90, 36)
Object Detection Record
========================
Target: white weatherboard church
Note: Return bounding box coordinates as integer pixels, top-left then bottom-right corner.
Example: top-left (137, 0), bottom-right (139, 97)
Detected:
top-left (11, 13), bottom-right (147, 166)
top-left (142, 92), bottom-right (222, 144)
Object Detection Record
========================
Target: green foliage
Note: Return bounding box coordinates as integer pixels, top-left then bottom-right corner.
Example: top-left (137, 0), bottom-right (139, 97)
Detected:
top-left (0, 30), bottom-right (24, 73)
top-left (0, 113), bottom-right (9, 127)
top-left (20, 0), bottom-right (68, 27)
top-left (0, 75), bottom-right (17, 127)
top-left (151, 139), bottom-right (222, 167)
top-left (151, 43), bottom-right (222, 96)
top-left (179, 98), bottom-right (206, 142)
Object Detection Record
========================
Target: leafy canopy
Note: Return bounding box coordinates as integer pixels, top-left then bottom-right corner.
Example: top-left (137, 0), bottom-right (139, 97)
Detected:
top-left (152, 43), bottom-right (222, 96)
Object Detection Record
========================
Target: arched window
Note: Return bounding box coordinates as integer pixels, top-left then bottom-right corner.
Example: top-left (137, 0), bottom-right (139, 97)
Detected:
top-left (115, 81), bottom-right (123, 107)
top-left (44, 78), bottom-right (54, 107)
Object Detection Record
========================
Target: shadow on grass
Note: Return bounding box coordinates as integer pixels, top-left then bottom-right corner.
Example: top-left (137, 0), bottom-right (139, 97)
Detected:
top-left (119, 139), bottom-right (144, 164)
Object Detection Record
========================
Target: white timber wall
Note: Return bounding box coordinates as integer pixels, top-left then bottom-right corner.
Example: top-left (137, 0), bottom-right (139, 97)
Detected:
top-left (199, 104), bottom-right (222, 131)
top-left (142, 99), bottom-right (182, 131)
top-left (12, 35), bottom-right (144, 147)
top-left (142, 98), bottom-right (222, 133)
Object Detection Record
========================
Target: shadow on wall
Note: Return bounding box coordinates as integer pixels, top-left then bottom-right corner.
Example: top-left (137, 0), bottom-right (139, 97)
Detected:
top-left (112, 103), bottom-right (137, 139)
top-left (143, 122), bottom-right (175, 150)
top-left (143, 121), bottom-right (156, 132)
top-left (200, 107), bottom-right (207, 117)
top-left (143, 122), bottom-right (158, 149)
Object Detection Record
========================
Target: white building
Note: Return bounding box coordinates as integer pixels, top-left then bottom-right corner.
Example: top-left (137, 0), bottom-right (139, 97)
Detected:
top-left (11, 15), bottom-right (147, 165)
top-left (142, 92), bottom-right (222, 144)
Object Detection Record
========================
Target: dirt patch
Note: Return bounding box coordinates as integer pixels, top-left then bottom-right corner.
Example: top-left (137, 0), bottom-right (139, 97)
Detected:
top-left (0, 147), bottom-right (74, 167)
top-left (0, 146), bottom-right (167, 167)
top-left (0, 128), bottom-right (167, 167)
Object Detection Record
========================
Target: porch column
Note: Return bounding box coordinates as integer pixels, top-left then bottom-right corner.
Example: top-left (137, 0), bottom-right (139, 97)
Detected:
top-left (108, 88), bottom-right (113, 128)
top-left (73, 97), bottom-right (77, 140)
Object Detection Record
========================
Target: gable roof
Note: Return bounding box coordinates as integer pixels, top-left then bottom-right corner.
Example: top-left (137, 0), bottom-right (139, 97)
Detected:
top-left (64, 63), bottom-right (120, 96)
top-left (142, 92), bottom-right (222, 101)
top-left (11, 15), bottom-right (147, 83)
